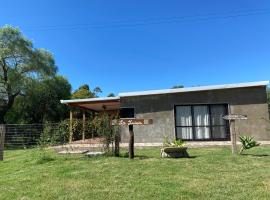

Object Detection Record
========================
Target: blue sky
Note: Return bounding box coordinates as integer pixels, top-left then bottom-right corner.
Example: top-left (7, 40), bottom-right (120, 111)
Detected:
top-left (1, 0), bottom-right (270, 96)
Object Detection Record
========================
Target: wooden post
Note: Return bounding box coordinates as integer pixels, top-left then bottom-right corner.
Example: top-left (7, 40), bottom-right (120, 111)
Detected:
top-left (114, 129), bottom-right (120, 157)
top-left (69, 110), bottom-right (73, 143)
top-left (0, 124), bottom-right (6, 161)
top-left (230, 120), bottom-right (237, 154)
top-left (129, 125), bottom-right (134, 159)
top-left (82, 111), bottom-right (86, 141)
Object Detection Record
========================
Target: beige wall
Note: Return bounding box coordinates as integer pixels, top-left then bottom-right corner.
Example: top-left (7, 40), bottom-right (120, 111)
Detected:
top-left (230, 104), bottom-right (269, 140)
top-left (120, 86), bottom-right (270, 143)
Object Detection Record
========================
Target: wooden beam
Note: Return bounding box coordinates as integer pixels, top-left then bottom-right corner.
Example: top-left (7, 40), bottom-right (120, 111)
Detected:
top-left (129, 125), bottom-right (134, 159)
top-left (69, 110), bottom-right (73, 143)
top-left (230, 120), bottom-right (237, 154)
top-left (0, 124), bottom-right (6, 161)
top-left (82, 111), bottom-right (86, 141)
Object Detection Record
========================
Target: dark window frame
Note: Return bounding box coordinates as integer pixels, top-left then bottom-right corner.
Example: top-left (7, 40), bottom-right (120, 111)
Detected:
top-left (174, 104), bottom-right (230, 141)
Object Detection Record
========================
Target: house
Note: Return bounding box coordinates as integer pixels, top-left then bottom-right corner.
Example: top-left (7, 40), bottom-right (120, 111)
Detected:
top-left (61, 81), bottom-right (270, 144)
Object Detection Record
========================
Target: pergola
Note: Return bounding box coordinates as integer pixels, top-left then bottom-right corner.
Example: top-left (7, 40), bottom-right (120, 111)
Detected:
top-left (60, 97), bottom-right (120, 142)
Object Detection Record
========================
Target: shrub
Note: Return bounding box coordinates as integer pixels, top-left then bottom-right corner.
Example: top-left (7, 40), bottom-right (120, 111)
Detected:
top-left (163, 136), bottom-right (185, 147)
top-left (239, 135), bottom-right (260, 154)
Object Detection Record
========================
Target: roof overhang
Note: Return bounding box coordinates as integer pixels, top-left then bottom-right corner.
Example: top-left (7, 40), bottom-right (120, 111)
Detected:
top-left (60, 97), bottom-right (120, 112)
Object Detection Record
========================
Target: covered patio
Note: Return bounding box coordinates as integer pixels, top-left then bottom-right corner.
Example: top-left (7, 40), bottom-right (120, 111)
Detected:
top-left (60, 97), bottom-right (120, 143)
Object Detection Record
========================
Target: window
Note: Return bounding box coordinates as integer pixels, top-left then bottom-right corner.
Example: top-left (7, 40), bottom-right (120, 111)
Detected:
top-left (175, 104), bottom-right (229, 140)
top-left (120, 108), bottom-right (135, 118)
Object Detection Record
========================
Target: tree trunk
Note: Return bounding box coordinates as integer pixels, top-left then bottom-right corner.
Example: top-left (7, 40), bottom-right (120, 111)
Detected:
top-left (0, 110), bottom-right (7, 124)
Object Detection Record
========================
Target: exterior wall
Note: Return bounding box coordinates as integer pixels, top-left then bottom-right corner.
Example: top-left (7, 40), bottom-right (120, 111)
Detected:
top-left (120, 86), bottom-right (269, 143)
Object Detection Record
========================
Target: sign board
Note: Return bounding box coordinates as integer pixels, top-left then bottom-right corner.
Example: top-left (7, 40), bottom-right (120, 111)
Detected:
top-left (223, 114), bottom-right (247, 120)
top-left (111, 118), bottom-right (153, 126)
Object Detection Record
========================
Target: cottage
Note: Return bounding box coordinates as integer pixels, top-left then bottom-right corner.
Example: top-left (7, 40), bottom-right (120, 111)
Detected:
top-left (61, 81), bottom-right (270, 145)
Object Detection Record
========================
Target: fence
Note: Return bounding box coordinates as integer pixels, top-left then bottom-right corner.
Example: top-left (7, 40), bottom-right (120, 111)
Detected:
top-left (0, 123), bottom-right (64, 149)
top-left (0, 122), bottom-right (120, 161)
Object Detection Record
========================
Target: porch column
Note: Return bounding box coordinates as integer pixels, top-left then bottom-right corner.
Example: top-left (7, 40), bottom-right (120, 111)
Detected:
top-left (82, 111), bottom-right (86, 141)
top-left (69, 110), bottom-right (73, 143)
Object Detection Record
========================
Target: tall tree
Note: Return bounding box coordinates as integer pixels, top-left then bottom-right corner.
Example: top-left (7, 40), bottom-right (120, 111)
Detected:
top-left (72, 84), bottom-right (102, 99)
top-left (6, 76), bottom-right (71, 123)
top-left (0, 26), bottom-right (57, 123)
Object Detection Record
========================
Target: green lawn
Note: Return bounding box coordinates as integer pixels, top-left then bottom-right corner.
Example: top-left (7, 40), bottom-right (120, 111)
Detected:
top-left (0, 147), bottom-right (270, 200)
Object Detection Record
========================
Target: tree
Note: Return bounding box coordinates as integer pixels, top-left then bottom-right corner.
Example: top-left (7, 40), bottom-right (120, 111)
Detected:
top-left (5, 76), bottom-right (71, 123)
top-left (0, 26), bottom-right (57, 123)
top-left (172, 85), bottom-right (184, 89)
top-left (71, 84), bottom-right (102, 99)
top-left (71, 84), bottom-right (102, 118)
top-left (107, 93), bottom-right (116, 97)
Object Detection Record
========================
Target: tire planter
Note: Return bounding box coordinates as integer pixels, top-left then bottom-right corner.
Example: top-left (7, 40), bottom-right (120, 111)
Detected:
top-left (161, 147), bottom-right (189, 158)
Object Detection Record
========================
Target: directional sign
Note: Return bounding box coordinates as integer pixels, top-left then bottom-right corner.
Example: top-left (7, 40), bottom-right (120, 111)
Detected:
top-left (111, 118), bottom-right (153, 159)
top-left (111, 119), bottom-right (153, 126)
top-left (223, 114), bottom-right (247, 120)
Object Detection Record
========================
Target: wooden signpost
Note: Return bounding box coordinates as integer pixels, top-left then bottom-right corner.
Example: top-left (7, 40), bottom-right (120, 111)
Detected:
top-left (223, 114), bottom-right (247, 154)
top-left (111, 118), bottom-right (153, 159)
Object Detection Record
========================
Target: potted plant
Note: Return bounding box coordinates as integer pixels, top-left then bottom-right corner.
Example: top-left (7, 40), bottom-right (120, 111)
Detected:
top-left (161, 137), bottom-right (189, 158)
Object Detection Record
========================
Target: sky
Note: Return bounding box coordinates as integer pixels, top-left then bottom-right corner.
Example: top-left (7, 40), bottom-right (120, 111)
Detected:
top-left (1, 0), bottom-right (270, 96)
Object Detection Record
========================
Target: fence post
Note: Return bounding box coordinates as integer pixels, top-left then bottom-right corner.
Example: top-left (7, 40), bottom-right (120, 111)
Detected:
top-left (0, 124), bottom-right (6, 161)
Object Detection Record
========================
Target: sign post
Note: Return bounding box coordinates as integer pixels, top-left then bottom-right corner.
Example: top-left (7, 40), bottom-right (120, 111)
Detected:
top-left (223, 114), bottom-right (247, 155)
top-left (112, 118), bottom-right (153, 159)
top-left (129, 125), bottom-right (134, 159)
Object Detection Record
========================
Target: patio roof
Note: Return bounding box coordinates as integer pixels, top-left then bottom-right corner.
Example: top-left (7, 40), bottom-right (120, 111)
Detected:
top-left (60, 97), bottom-right (120, 112)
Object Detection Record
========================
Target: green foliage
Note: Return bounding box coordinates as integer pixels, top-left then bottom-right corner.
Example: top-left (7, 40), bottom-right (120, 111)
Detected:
top-left (5, 75), bottom-right (71, 123)
top-left (0, 25), bottom-right (57, 123)
top-left (163, 136), bottom-right (185, 147)
top-left (71, 84), bottom-right (102, 119)
top-left (72, 84), bottom-right (102, 99)
top-left (39, 122), bottom-right (68, 147)
top-left (171, 139), bottom-right (185, 147)
top-left (107, 93), bottom-right (116, 97)
top-left (92, 113), bottom-right (120, 154)
top-left (72, 84), bottom-right (94, 99)
top-left (239, 135), bottom-right (260, 154)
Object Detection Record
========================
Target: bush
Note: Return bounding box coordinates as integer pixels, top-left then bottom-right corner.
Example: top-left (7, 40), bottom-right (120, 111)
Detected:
top-left (239, 135), bottom-right (260, 154)
top-left (163, 136), bottom-right (185, 148)
top-left (39, 122), bottom-right (68, 147)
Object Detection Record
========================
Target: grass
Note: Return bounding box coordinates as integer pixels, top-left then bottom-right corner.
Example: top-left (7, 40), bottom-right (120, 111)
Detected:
top-left (0, 147), bottom-right (270, 200)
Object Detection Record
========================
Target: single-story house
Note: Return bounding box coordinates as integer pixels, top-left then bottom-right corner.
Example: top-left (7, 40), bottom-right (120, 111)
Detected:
top-left (61, 81), bottom-right (270, 144)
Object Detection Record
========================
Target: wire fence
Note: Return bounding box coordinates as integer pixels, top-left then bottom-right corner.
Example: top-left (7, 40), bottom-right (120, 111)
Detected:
top-left (3, 123), bottom-right (63, 149)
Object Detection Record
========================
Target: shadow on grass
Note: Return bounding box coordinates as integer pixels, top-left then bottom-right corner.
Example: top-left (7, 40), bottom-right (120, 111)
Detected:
top-left (241, 153), bottom-right (269, 157)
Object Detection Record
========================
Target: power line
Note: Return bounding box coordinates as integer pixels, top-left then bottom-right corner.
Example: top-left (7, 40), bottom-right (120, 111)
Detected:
top-left (22, 8), bottom-right (270, 31)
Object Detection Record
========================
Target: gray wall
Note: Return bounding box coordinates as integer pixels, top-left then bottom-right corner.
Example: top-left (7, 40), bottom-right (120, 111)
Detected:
top-left (120, 86), bottom-right (270, 143)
